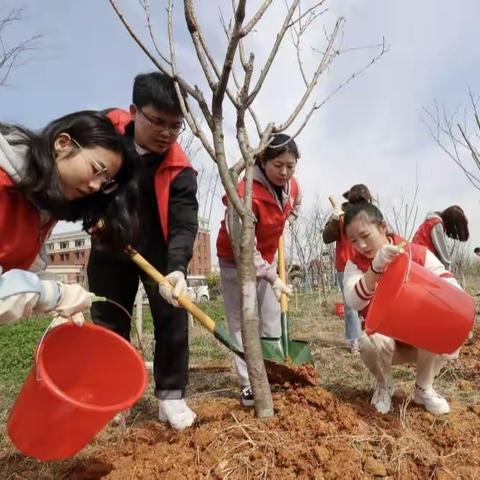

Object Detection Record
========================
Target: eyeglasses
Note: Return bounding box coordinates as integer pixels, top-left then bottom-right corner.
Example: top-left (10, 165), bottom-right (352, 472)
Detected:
top-left (137, 107), bottom-right (185, 136)
top-left (71, 138), bottom-right (118, 195)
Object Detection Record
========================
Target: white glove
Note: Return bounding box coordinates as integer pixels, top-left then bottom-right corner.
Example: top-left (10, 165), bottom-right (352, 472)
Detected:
top-left (271, 277), bottom-right (294, 301)
top-left (371, 244), bottom-right (403, 273)
top-left (52, 283), bottom-right (94, 324)
top-left (158, 271), bottom-right (187, 307)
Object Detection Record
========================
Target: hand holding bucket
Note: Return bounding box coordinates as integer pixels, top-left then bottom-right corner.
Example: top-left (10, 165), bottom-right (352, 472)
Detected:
top-left (365, 244), bottom-right (475, 354)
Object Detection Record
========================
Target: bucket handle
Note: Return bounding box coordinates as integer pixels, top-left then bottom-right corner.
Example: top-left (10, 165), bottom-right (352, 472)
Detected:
top-left (34, 318), bottom-right (59, 382)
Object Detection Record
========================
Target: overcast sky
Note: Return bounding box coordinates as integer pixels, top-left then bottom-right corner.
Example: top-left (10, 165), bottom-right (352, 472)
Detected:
top-left (2, 1), bottom-right (479, 258)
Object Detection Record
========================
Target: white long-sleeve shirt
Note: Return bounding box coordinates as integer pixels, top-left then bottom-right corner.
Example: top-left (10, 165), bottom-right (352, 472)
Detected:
top-left (344, 248), bottom-right (460, 314)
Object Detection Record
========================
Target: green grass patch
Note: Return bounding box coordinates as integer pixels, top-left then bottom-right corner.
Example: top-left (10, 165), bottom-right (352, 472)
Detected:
top-left (0, 316), bottom-right (51, 391)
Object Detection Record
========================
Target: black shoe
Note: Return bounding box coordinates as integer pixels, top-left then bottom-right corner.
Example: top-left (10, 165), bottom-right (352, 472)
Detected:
top-left (240, 385), bottom-right (254, 407)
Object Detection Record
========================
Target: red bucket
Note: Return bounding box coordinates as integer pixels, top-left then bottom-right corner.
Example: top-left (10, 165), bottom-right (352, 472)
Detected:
top-left (334, 302), bottom-right (345, 317)
top-left (365, 249), bottom-right (475, 354)
top-left (7, 322), bottom-right (147, 460)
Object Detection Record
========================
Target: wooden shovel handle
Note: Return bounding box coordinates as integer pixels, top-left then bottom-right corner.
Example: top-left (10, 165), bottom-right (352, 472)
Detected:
top-left (277, 235), bottom-right (289, 312)
top-left (127, 248), bottom-right (216, 334)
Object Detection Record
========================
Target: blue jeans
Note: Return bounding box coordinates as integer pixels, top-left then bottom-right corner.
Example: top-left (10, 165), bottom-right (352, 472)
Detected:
top-left (337, 271), bottom-right (362, 342)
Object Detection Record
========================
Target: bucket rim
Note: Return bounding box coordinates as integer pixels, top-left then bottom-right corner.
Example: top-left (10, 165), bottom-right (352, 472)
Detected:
top-left (35, 323), bottom-right (148, 413)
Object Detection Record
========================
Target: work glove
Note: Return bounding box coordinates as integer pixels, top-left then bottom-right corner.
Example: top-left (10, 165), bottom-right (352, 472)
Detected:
top-left (271, 277), bottom-right (294, 302)
top-left (52, 283), bottom-right (95, 326)
top-left (158, 271), bottom-right (187, 307)
top-left (371, 244), bottom-right (404, 274)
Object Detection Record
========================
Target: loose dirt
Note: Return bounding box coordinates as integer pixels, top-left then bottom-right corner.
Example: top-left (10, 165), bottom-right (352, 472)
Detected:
top-left (2, 333), bottom-right (480, 479)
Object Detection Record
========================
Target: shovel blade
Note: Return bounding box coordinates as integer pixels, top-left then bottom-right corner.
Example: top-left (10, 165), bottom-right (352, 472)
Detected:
top-left (260, 337), bottom-right (314, 365)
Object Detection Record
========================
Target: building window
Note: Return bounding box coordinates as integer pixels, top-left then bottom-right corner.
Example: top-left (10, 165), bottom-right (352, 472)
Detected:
top-left (49, 254), bottom-right (54, 262)
top-left (47, 243), bottom-right (54, 251)
top-left (75, 239), bottom-right (84, 247)
top-left (60, 241), bottom-right (68, 249)
top-left (75, 252), bottom-right (80, 260)
top-left (60, 253), bottom-right (65, 261)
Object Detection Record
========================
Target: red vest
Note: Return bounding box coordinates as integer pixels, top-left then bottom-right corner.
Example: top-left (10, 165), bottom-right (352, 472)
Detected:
top-left (216, 178), bottom-right (299, 264)
top-left (335, 217), bottom-right (355, 272)
top-left (106, 109), bottom-right (192, 241)
top-left (412, 217), bottom-right (443, 257)
top-left (350, 234), bottom-right (427, 318)
top-left (0, 169), bottom-right (56, 272)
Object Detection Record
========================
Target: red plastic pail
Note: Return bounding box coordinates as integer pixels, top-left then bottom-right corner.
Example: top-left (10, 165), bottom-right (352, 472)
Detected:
top-left (334, 302), bottom-right (345, 317)
top-left (365, 250), bottom-right (475, 354)
top-left (7, 323), bottom-right (147, 460)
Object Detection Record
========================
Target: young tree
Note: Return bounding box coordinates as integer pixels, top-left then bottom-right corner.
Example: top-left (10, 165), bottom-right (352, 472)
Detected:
top-left (108, 0), bottom-right (385, 417)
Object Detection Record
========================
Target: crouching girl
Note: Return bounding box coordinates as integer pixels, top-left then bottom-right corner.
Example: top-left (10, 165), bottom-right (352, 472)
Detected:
top-left (343, 202), bottom-right (461, 415)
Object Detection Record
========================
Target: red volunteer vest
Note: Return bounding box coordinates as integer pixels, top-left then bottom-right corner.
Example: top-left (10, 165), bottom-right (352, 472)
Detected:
top-left (216, 178), bottom-right (299, 264)
top-left (106, 109), bottom-right (192, 241)
top-left (335, 217), bottom-right (355, 272)
top-left (412, 217), bottom-right (443, 258)
top-left (0, 169), bottom-right (56, 271)
top-left (350, 234), bottom-right (427, 318)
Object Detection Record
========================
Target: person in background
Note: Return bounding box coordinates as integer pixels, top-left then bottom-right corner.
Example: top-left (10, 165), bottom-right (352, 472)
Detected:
top-left (216, 133), bottom-right (300, 407)
top-left (0, 111), bottom-right (134, 326)
top-left (322, 184), bottom-right (372, 354)
top-left (343, 202), bottom-right (462, 416)
top-left (412, 206), bottom-right (469, 271)
top-left (88, 72), bottom-right (198, 430)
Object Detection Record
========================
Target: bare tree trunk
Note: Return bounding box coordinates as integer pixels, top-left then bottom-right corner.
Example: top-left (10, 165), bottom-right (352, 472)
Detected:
top-left (238, 211), bottom-right (274, 417)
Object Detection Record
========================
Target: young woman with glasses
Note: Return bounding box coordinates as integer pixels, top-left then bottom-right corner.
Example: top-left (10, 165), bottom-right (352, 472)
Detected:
top-left (0, 110), bottom-right (136, 326)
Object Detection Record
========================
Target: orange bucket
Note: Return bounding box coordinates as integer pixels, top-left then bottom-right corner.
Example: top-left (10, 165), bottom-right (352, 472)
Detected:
top-left (334, 302), bottom-right (345, 317)
top-left (365, 249), bottom-right (475, 354)
top-left (7, 322), bottom-right (147, 460)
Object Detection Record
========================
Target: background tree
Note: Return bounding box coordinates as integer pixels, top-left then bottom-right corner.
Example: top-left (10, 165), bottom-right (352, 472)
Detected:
top-left (0, 7), bottom-right (40, 86)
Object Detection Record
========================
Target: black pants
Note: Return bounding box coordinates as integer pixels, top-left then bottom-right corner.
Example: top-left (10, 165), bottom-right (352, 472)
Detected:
top-left (87, 249), bottom-right (189, 399)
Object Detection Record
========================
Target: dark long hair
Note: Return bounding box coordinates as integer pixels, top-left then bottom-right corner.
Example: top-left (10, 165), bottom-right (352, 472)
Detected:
top-left (1, 111), bottom-right (138, 248)
top-left (343, 201), bottom-right (385, 233)
top-left (255, 133), bottom-right (300, 165)
top-left (439, 205), bottom-right (469, 242)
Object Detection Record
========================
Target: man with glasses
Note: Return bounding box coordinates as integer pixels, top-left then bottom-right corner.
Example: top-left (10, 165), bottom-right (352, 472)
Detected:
top-left (88, 72), bottom-right (198, 430)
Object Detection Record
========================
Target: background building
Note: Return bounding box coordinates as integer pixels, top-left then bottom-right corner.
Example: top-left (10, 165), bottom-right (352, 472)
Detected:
top-left (46, 218), bottom-right (211, 286)
top-left (45, 231), bottom-right (91, 285)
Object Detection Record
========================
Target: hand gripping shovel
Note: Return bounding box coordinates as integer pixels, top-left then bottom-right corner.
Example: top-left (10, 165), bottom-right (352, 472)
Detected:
top-left (127, 247), bottom-right (316, 385)
top-left (250, 235), bottom-right (316, 385)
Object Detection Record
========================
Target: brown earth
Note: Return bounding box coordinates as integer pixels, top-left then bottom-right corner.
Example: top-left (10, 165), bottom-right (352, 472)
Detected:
top-left (1, 331), bottom-right (480, 479)
top-left (50, 386), bottom-right (480, 479)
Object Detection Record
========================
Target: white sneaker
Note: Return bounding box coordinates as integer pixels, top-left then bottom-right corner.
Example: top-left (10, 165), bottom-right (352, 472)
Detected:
top-left (371, 382), bottom-right (394, 414)
top-left (413, 385), bottom-right (450, 415)
top-left (158, 399), bottom-right (197, 430)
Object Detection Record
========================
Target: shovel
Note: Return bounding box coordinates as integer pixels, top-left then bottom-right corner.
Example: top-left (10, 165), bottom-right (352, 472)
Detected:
top-left (259, 236), bottom-right (315, 367)
top-left (127, 247), bottom-right (317, 385)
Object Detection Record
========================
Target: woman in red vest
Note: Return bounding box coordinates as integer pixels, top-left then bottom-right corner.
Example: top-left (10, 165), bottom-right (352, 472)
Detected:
top-left (323, 184), bottom-right (373, 354)
top-left (0, 111), bottom-right (134, 326)
top-left (412, 206), bottom-right (469, 271)
top-left (216, 134), bottom-right (300, 407)
top-left (343, 202), bottom-right (461, 416)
